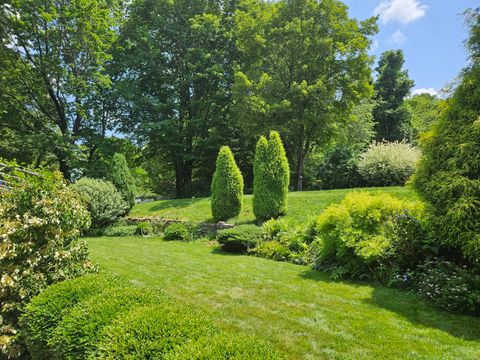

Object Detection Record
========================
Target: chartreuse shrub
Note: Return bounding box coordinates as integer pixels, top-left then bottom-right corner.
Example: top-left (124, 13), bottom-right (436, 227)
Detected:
top-left (216, 224), bottom-right (263, 252)
top-left (310, 192), bottom-right (421, 281)
top-left (109, 153), bottom-right (136, 210)
top-left (211, 146), bottom-right (244, 222)
top-left (168, 333), bottom-right (285, 360)
top-left (358, 141), bottom-right (420, 186)
top-left (413, 10), bottom-right (480, 262)
top-left (50, 286), bottom-right (167, 359)
top-left (0, 164), bottom-right (94, 358)
top-left (253, 131), bottom-right (290, 221)
top-left (71, 177), bottom-right (126, 228)
top-left (20, 274), bottom-right (122, 359)
top-left (95, 304), bottom-right (217, 359)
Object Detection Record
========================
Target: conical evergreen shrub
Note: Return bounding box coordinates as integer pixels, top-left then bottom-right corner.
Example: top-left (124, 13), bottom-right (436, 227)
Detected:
top-left (253, 131), bottom-right (290, 221)
top-left (211, 146), bottom-right (244, 222)
top-left (109, 153), bottom-right (136, 210)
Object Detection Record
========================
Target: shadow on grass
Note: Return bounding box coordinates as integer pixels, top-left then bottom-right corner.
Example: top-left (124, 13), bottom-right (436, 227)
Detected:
top-left (300, 268), bottom-right (480, 341)
top-left (365, 286), bottom-right (480, 341)
top-left (210, 247), bottom-right (245, 256)
top-left (146, 197), bottom-right (205, 212)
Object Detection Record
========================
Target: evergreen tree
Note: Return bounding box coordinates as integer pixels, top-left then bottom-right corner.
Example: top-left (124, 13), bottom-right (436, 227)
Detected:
top-left (109, 153), bottom-right (136, 210)
top-left (211, 146), bottom-right (244, 222)
top-left (413, 8), bottom-right (480, 262)
top-left (253, 131), bottom-right (290, 221)
top-left (373, 50), bottom-right (414, 141)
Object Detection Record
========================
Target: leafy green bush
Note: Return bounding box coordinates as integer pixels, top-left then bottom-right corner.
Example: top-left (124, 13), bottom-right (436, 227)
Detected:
top-left (103, 225), bottom-right (138, 237)
top-left (168, 333), bottom-right (285, 360)
top-left (216, 225), bottom-right (262, 252)
top-left (163, 222), bottom-right (191, 241)
top-left (310, 192), bottom-right (419, 281)
top-left (358, 141), bottom-right (420, 186)
top-left (50, 286), bottom-right (166, 359)
top-left (253, 241), bottom-right (292, 262)
top-left (95, 304), bottom-right (217, 359)
top-left (412, 260), bottom-right (480, 315)
top-left (413, 12), bottom-right (480, 261)
top-left (262, 218), bottom-right (289, 241)
top-left (0, 165), bottom-right (94, 358)
top-left (20, 274), bottom-right (121, 359)
top-left (253, 131), bottom-right (290, 221)
top-left (71, 177), bottom-right (126, 228)
top-left (211, 146), bottom-right (244, 222)
top-left (316, 146), bottom-right (362, 189)
top-left (136, 221), bottom-right (154, 236)
top-left (109, 153), bottom-right (136, 210)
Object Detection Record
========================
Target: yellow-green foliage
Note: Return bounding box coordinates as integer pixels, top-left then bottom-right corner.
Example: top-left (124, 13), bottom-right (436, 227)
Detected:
top-left (413, 13), bottom-right (480, 261)
top-left (253, 131), bottom-right (290, 221)
top-left (311, 192), bottom-right (419, 280)
top-left (211, 146), bottom-right (244, 222)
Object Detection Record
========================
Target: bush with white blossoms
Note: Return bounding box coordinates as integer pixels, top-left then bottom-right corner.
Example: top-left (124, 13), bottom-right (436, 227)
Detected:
top-left (0, 163), bottom-right (95, 359)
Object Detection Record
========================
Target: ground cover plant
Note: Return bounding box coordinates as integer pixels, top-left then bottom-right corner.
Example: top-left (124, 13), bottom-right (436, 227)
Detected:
top-left (87, 236), bottom-right (480, 359)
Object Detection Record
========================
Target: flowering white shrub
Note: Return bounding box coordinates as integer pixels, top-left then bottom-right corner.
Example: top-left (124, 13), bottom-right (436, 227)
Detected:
top-left (0, 164), bottom-right (95, 358)
top-left (358, 141), bottom-right (420, 186)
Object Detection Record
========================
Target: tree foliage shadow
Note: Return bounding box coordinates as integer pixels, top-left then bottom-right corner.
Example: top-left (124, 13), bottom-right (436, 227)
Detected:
top-left (366, 286), bottom-right (480, 341)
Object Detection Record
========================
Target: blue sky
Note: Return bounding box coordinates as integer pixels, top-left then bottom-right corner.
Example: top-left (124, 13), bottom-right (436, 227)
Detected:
top-left (342, 0), bottom-right (476, 96)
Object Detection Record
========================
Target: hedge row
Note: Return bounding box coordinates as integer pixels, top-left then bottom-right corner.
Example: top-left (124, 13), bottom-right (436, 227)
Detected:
top-left (21, 274), bottom-right (284, 359)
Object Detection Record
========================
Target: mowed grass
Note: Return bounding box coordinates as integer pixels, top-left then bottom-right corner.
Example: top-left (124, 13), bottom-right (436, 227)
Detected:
top-left (130, 186), bottom-right (417, 224)
top-left (88, 237), bottom-right (480, 360)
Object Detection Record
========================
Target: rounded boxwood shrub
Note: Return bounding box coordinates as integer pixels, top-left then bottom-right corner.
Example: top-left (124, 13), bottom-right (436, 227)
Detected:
top-left (211, 146), bottom-right (244, 222)
top-left (168, 333), bottom-right (285, 359)
top-left (357, 141), bottom-right (420, 186)
top-left (20, 274), bottom-right (121, 360)
top-left (109, 153), bottom-right (136, 210)
top-left (216, 224), bottom-right (263, 253)
top-left (50, 286), bottom-right (166, 359)
top-left (95, 304), bottom-right (217, 359)
top-left (163, 222), bottom-right (191, 241)
top-left (253, 131), bottom-right (290, 221)
top-left (311, 192), bottom-right (420, 281)
top-left (71, 177), bottom-right (127, 228)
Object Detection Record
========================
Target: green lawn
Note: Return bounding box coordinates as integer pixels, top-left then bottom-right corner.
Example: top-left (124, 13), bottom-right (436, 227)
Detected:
top-left (88, 237), bottom-right (480, 360)
top-left (130, 186), bottom-right (417, 224)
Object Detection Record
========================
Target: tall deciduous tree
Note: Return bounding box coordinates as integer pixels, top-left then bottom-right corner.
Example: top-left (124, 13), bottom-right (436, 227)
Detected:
top-left (112, 0), bottom-right (237, 197)
top-left (0, 0), bottom-right (121, 179)
top-left (234, 0), bottom-right (377, 191)
top-left (373, 50), bottom-right (414, 141)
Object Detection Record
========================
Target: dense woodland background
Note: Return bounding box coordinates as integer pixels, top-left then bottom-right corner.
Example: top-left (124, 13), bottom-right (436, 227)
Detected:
top-left (0, 0), bottom-right (448, 197)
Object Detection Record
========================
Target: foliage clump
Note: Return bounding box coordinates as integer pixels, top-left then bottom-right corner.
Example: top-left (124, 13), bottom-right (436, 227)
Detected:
top-left (163, 223), bottom-right (192, 241)
top-left (358, 141), bottom-right (420, 186)
top-left (109, 153), bottom-right (136, 210)
top-left (211, 146), bottom-right (244, 222)
top-left (216, 225), bottom-right (263, 253)
top-left (71, 177), bottom-right (126, 228)
top-left (413, 8), bottom-right (480, 262)
top-left (253, 131), bottom-right (290, 221)
top-left (310, 192), bottom-right (420, 281)
top-left (0, 165), bottom-right (94, 358)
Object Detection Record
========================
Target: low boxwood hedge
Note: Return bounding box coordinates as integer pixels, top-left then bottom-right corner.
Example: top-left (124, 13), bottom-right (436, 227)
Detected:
top-left (216, 224), bottom-right (263, 253)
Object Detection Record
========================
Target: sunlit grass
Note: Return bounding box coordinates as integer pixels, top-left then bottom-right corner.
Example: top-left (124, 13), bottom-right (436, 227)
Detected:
top-left (88, 237), bottom-right (480, 359)
top-left (130, 186), bottom-right (417, 224)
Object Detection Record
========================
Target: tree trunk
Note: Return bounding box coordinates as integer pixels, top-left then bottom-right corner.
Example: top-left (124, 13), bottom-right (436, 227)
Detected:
top-left (296, 148), bottom-right (305, 192)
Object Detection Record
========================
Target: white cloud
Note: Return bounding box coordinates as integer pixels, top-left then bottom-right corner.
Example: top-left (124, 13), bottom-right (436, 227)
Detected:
top-left (389, 30), bottom-right (406, 45)
top-left (411, 88), bottom-right (438, 96)
top-left (374, 0), bottom-right (428, 25)
top-left (371, 39), bottom-right (379, 52)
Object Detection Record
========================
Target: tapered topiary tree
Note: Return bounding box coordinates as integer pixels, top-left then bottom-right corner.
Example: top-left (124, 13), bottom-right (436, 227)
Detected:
top-left (211, 146), bottom-right (244, 222)
top-left (413, 8), bottom-right (480, 262)
top-left (109, 153), bottom-right (136, 210)
top-left (253, 131), bottom-right (290, 221)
